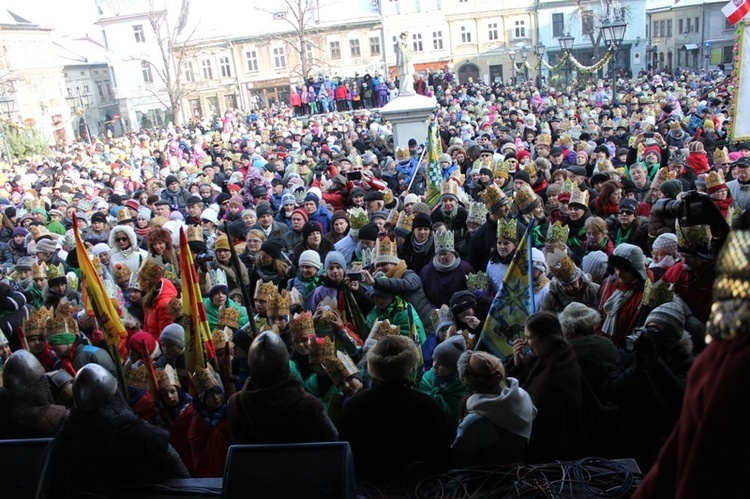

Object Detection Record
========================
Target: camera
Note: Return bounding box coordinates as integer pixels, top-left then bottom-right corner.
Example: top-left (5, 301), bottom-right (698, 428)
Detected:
top-left (346, 170), bottom-right (363, 181)
top-left (195, 251), bottom-right (215, 272)
top-left (651, 190), bottom-right (714, 228)
top-left (625, 326), bottom-right (660, 352)
top-left (644, 131), bottom-right (654, 139)
top-left (346, 270), bottom-right (362, 281)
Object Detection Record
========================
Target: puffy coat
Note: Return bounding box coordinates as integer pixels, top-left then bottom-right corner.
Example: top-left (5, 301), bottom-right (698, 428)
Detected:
top-left (143, 278), bottom-right (179, 340)
top-left (109, 226), bottom-right (148, 277)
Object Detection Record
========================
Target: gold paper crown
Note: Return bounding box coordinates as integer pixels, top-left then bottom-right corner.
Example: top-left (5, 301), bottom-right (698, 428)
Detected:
top-left (705, 169), bottom-right (726, 191)
top-left (192, 364), bottom-right (223, 395)
top-left (138, 259), bottom-right (164, 284)
top-left (125, 364), bottom-right (151, 390)
top-left (576, 142), bottom-right (588, 152)
top-left (713, 230), bottom-right (750, 301)
top-left (31, 261), bottom-right (48, 280)
top-left (430, 304), bottom-right (455, 333)
top-left (569, 186), bottom-right (590, 208)
top-left (166, 296), bottom-right (183, 320)
top-left (382, 188), bottom-right (394, 206)
top-left (669, 120), bottom-right (682, 130)
top-left (309, 336), bottom-right (335, 365)
top-left (396, 147), bottom-right (410, 161)
top-left (441, 181), bottom-right (460, 199)
top-left (47, 303), bottom-right (80, 336)
top-left (90, 255), bottom-right (105, 276)
top-left (558, 134), bottom-right (573, 147)
top-left (347, 207), bottom-right (370, 229)
top-left (497, 218), bottom-right (518, 241)
top-left (561, 178), bottom-right (577, 194)
top-left (536, 134), bottom-right (552, 147)
top-left (467, 201), bottom-right (488, 224)
top-left (641, 279), bottom-right (675, 308)
top-left (24, 305), bottom-right (53, 337)
top-left (479, 184), bottom-right (507, 211)
top-left (396, 211), bottom-right (414, 232)
top-left (290, 311), bottom-right (315, 340)
top-left (371, 319), bottom-right (400, 341)
top-left (466, 271), bottom-right (489, 292)
top-left (218, 305), bottom-right (241, 329)
top-left (112, 263), bottom-right (132, 284)
top-left (157, 364), bottom-right (180, 389)
top-left (524, 162), bottom-right (537, 178)
top-left (547, 249), bottom-right (577, 283)
top-left (434, 230), bottom-right (455, 253)
top-left (514, 184), bottom-right (539, 214)
top-left (187, 225), bottom-right (204, 242)
top-left (601, 118), bottom-right (614, 129)
top-left (676, 220), bottom-right (711, 254)
top-left (323, 351), bottom-right (359, 386)
top-left (546, 221), bottom-right (571, 245)
top-left (212, 326), bottom-right (234, 350)
top-left (46, 263), bottom-right (65, 281)
top-left (254, 280), bottom-right (277, 302)
top-left (493, 160), bottom-right (509, 179)
top-left (598, 159), bottom-right (615, 173)
top-left (713, 146), bottom-right (730, 164)
top-left (655, 167), bottom-right (677, 183)
top-left (30, 225), bottom-right (53, 242)
top-left (449, 170), bottom-right (465, 185)
top-left (267, 289), bottom-right (290, 318)
top-left (116, 208), bottom-right (132, 223)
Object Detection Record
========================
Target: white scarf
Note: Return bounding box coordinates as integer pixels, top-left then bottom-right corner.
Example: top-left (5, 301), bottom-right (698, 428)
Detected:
top-left (601, 287), bottom-right (634, 337)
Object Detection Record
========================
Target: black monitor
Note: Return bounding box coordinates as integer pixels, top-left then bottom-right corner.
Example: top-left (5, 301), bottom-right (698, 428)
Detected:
top-left (222, 442), bottom-right (355, 499)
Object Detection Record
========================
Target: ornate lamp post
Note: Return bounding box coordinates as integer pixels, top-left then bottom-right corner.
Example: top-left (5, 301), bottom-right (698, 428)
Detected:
top-left (559, 33), bottom-right (575, 88)
top-left (534, 43), bottom-right (546, 89)
top-left (601, 16), bottom-right (627, 104)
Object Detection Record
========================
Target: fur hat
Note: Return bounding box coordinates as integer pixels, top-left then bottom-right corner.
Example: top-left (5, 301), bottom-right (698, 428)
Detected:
top-left (646, 302), bottom-right (685, 337)
top-left (558, 302), bottom-right (602, 338)
top-left (457, 350), bottom-right (505, 393)
top-left (366, 335), bottom-right (419, 383)
top-left (432, 335), bottom-right (466, 375)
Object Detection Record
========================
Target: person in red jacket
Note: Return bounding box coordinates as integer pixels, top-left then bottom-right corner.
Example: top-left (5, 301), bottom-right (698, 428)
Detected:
top-left (138, 259), bottom-right (179, 341)
top-left (157, 365), bottom-right (195, 474)
top-left (187, 364), bottom-right (230, 478)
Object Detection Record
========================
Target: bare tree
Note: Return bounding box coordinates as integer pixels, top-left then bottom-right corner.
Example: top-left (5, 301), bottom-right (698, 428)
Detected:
top-left (568, 0), bottom-right (631, 65)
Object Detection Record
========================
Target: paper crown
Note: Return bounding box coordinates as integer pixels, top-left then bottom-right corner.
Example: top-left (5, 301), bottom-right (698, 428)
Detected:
top-left (493, 160), bottom-right (509, 179)
top-left (212, 326), bottom-right (234, 350)
top-left (187, 225), bottom-right (204, 242)
top-left (323, 351), bottom-right (360, 386)
top-left (209, 268), bottom-right (228, 290)
top-left (116, 208), bottom-right (132, 223)
top-left (382, 188), bottom-right (394, 206)
top-left (430, 304), bottom-right (456, 335)
top-left (112, 263), bottom-right (132, 284)
top-left (371, 319), bottom-right (400, 341)
top-left (514, 184), bottom-right (540, 214)
top-left (374, 236), bottom-right (399, 265)
top-left (705, 169), bottom-right (727, 192)
top-left (254, 280), bottom-right (277, 301)
top-left (479, 184), bottom-right (508, 211)
top-left (713, 230), bottom-right (750, 301)
top-left (268, 289), bottom-right (290, 318)
top-left (546, 221), bottom-right (570, 245)
top-left (449, 170), bottom-right (465, 185)
top-left (218, 305), bottom-right (241, 330)
top-left (30, 225), bottom-right (55, 242)
top-left (309, 336), bottom-right (335, 365)
top-left (536, 133), bottom-right (552, 146)
top-left (641, 279), bottom-right (675, 308)
top-left (157, 364), bottom-right (180, 390)
top-left (547, 249), bottom-right (578, 284)
top-left (192, 364), bottom-right (223, 395)
top-left (466, 271), bottom-right (490, 292)
top-left (24, 305), bottom-right (53, 337)
top-left (46, 262), bottom-right (65, 281)
top-left (561, 178), bottom-right (577, 194)
top-left (290, 311), bottom-right (315, 340)
top-left (675, 220), bottom-right (711, 255)
top-left (396, 211), bottom-right (414, 233)
top-left (31, 261), bottom-right (48, 280)
top-left (497, 217), bottom-right (518, 242)
top-left (441, 181), bottom-right (460, 199)
top-left (524, 161), bottom-right (537, 178)
top-left (601, 117), bottom-right (614, 129)
top-left (125, 364), bottom-right (151, 390)
top-left (467, 201), bottom-right (488, 224)
top-left (347, 207), bottom-right (369, 229)
top-left (569, 185), bottom-right (590, 208)
top-left (395, 147), bottom-right (411, 162)
top-left (91, 254), bottom-right (105, 276)
top-left (597, 159), bottom-right (615, 173)
top-left (669, 120), bottom-right (682, 130)
top-left (166, 296), bottom-right (183, 320)
top-left (434, 230), bottom-right (455, 253)
top-left (138, 258), bottom-right (164, 285)
top-left (713, 146), bottom-right (730, 164)
top-left (655, 167), bottom-right (677, 183)
top-left (47, 302), bottom-right (80, 336)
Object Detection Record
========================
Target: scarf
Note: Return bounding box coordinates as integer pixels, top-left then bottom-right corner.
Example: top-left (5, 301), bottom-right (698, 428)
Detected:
top-left (615, 226), bottom-right (632, 247)
top-left (713, 196), bottom-right (733, 218)
top-left (134, 226), bottom-right (151, 239)
top-left (533, 273), bottom-right (550, 293)
top-left (385, 260), bottom-right (408, 279)
top-left (411, 234), bottom-right (434, 253)
top-left (441, 204), bottom-right (458, 220)
top-left (197, 398), bottom-right (227, 428)
top-left (601, 285), bottom-right (635, 337)
top-left (432, 253), bottom-right (462, 272)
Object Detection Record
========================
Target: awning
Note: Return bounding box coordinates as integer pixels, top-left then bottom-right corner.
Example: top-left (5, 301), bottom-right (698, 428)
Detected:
top-left (683, 44), bottom-right (699, 50)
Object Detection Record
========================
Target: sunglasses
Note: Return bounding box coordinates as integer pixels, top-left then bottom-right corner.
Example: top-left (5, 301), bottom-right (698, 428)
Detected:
top-left (115, 237), bottom-right (129, 242)
top-left (221, 201), bottom-right (230, 206)
top-left (619, 210), bottom-right (634, 216)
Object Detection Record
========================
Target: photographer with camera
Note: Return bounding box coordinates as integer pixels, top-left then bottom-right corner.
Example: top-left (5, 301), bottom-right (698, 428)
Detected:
top-left (605, 302), bottom-right (694, 471)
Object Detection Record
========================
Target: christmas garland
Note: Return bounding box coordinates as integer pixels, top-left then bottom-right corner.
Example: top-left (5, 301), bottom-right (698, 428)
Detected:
top-left (524, 46), bottom-right (615, 74)
top-left (728, 20), bottom-right (747, 142)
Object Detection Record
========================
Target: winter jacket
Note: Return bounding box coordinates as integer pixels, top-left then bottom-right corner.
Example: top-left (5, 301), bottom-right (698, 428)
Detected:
top-left (143, 278), bottom-right (179, 340)
top-left (160, 187), bottom-right (191, 210)
top-left (109, 226), bottom-right (148, 277)
top-left (365, 296), bottom-right (426, 344)
top-left (417, 369), bottom-right (467, 436)
top-left (252, 220), bottom-right (288, 242)
top-left (419, 259), bottom-right (475, 308)
top-left (370, 267), bottom-right (433, 331)
top-left (541, 277), bottom-right (600, 313)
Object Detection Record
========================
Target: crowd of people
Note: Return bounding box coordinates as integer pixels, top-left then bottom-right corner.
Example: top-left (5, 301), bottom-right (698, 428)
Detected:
top-left (0, 65), bottom-right (748, 497)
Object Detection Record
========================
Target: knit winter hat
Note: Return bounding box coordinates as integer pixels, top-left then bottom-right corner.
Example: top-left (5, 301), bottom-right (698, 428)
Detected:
top-left (403, 193), bottom-right (420, 205)
top-left (260, 239), bottom-right (283, 260)
top-left (137, 207), bottom-right (152, 221)
top-left (357, 222), bottom-right (379, 242)
top-left (256, 202), bottom-right (274, 217)
top-left (646, 302), bottom-right (685, 337)
top-left (298, 249), bottom-right (322, 270)
top-left (281, 193), bottom-right (297, 207)
top-left (15, 256), bottom-right (35, 271)
top-left (12, 227), bottom-right (28, 238)
top-left (92, 243), bottom-right (111, 256)
top-left (449, 290), bottom-right (477, 316)
top-left (581, 250), bottom-right (609, 281)
top-left (659, 179), bottom-right (683, 199)
top-left (292, 208), bottom-right (309, 223)
top-left (127, 331), bottom-right (158, 358)
top-left (160, 324), bottom-right (185, 349)
top-left (304, 192), bottom-right (320, 207)
top-left (34, 239), bottom-right (58, 254)
top-left (652, 233), bottom-right (679, 256)
top-left (301, 221), bottom-right (322, 240)
top-left (411, 213), bottom-right (432, 230)
top-left (433, 335), bottom-right (466, 375)
top-left (229, 195), bottom-right (245, 207)
top-left (457, 350), bottom-right (506, 392)
top-left (610, 243), bottom-right (648, 282)
top-left (324, 251), bottom-right (346, 270)
top-left (367, 335), bottom-right (420, 383)
top-left (165, 175), bottom-right (179, 186)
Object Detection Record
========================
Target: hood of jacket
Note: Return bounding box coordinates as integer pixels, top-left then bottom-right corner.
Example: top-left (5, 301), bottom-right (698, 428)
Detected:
top-left (108, 225), bottom-right (138, 255)
top-left (466, 377), bottom-right (537, 440)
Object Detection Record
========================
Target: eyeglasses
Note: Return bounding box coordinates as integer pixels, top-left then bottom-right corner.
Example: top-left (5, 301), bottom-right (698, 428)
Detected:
top-left (480, 154), bottom-right (492, 158)
top-left (115, 237), bottom-right (129, 242)
top-left (221, 201), bottom-right (230, 206)
top-left (618, 210), bottom-right (634, 216)
top-left (247, 239), bottom-right (262, 244)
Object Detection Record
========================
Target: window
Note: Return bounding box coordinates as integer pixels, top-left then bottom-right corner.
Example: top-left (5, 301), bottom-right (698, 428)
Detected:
top-left (725, 17), bottom-right (734, 30)
top-left (653, 21), bottom-right (659, 37)
top-left (685, 18), bottom-right (691, 33)
top-left (218, 56), bottom-right (231, 78)
top-left (304, 42), bottom-right (314, 65)
top-left (330, 41), bottom-right (341, 59)
top-left (552, 13), bottom-right (564, 37)
top-left (460, 25), bottom-right (472, 43)
top-left (412, 33), bottom-right (423, 52)
top-left (723, 46), bottom-right (733, 63)
top-left (581, 10), bottom-right (594, 36)
top-left (695, 17), bottom-right (699, 34)
top-left (369, 36), bottom-right (381, 56)
top-left (433, 30), bottom-right (443, 50)
top-left (514, 19), bottom-right (527, 39)
top-left (413, 0), bottom-right (420, 11)
top-left (390, 0), bottom-right (400, 15)
top-left (678, 19), bottom-right (683, 34)
top-left (133, 24), bottom-right (145, 43)
top-left (273, 47), bottom-right (286, 69)
top-left (667, 20), bottom-right (672, 37)
top-left (141, 61), bottom-right (153, 83)
top-left (433, 0), bottom-right (441, 9)
top-left (659, 20), bottom-right (665, 37)
top-left (350, 39), bottom-right (361, 58)
top-left (183, 61), bottom-right (195, 82)
top-left (393, 35), bottom-right (399, 52)
top-left (488, 22), bottom-right (499, 41)
top-left (201, 59), bottom-right (213, 80)
top-left (246, 50), bottom-right (258, 72)
top-left (96, 82), bottom-right (104, 100)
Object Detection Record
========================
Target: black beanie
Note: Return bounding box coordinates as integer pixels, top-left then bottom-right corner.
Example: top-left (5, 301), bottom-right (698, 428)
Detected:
top-left (166, 175), bottom-right (179, 186)
top-left (301, 221), bottom-right (322, 240)
top-left (449, 290), bottom-right (477, 316)
top-left (514, 170), bottom-right (531, 185)
top-left (260, 239), bottom-right (283, 260)
top-left (358, 222), bottom-right (379, 242)
top-left (216, 192), bottom-right (232, 205)
top-left (411, 213), bottom-right (432, 230)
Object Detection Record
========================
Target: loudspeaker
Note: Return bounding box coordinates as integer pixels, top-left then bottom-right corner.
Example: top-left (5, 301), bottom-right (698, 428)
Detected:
top-left (222, 442), bottom-right (355, 499)
top-left (0, 438), bottom-right (53, 499)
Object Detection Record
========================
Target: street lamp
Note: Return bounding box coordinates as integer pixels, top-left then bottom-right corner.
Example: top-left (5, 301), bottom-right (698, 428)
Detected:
top-left (66, 88), bottom-right (93, 142)
top-left (0, 94), bottom-right (16, 164)
top-left (508, 50), bottom-right (516, 85)
top-left (559, 33), bottom-right (575, 88)
top-left (534, 43), bottom-right (546, 89)
top-left (600, 17), bottom-right (627, 103)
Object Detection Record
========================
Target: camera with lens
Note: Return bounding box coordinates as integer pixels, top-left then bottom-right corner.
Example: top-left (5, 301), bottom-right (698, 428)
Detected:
top-left (314, 160), bottom-right (329, 173)
top-left (651, 190), bottom-right (714, 228)
top-left (195, 251), bottom-right (215, 272)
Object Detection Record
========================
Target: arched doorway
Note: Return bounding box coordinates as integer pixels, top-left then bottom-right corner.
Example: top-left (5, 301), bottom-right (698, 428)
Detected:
top-left (457, 63), bottom-right (480, 85)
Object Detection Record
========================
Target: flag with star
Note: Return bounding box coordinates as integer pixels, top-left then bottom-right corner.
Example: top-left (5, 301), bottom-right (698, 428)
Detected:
top-left (476, 221), bottom-right (535, 358)
top-left (425, 121), bottom-right (444, 208)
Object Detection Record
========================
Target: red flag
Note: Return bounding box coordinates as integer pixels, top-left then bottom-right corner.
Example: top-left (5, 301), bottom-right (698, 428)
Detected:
top-left (724, 0), bottom-right (750, 25)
